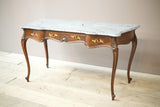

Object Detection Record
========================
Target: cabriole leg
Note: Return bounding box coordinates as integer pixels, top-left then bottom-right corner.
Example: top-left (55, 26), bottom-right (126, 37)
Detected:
top-left (21, 37), bottom-right (30, 82)
top-left (111, 40), bottom-right (119, 100)
top-left (44, 39), bottom-right (49, 68)
top-left (127, 34), bottom-right (137, 83)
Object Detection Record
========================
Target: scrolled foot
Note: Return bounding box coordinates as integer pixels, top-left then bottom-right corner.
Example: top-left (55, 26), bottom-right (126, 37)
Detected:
top-left (128, 78), bottom-right (132, 83)
top-left (112, 94), bottom-right (116, 100)
top-left (46, 64), bottom-right (49, 68)
top-left (25, 77), bottom-right (29, 82)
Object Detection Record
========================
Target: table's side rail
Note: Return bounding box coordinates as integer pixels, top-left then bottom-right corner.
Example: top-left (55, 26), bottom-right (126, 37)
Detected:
top-left (117, 31), bottom-right (135, 45)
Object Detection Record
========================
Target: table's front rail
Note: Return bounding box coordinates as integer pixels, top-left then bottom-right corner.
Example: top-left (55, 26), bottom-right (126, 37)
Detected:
top-left (23, 29), bottom-right (135, 48)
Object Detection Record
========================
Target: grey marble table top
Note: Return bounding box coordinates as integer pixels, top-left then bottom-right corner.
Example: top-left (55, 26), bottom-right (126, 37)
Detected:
top-left (22, 19), bottom-right (139, 37)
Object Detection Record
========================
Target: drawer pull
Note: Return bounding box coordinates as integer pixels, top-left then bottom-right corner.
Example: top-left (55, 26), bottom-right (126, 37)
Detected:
top-left (60, 36), bottom-right (68, 42)
top-left (92, 39), bottom-right (104, 44)
top-left (30, 33), bottom-right (38, 37)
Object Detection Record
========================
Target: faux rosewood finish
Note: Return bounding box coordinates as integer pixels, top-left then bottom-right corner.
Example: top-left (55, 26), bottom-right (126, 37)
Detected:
top-left (21, 29), bottom-right (137, 100)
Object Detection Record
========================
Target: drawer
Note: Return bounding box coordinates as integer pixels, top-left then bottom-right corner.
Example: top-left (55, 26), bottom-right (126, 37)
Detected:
top-left (85, 35), bottom-right (112, 47)
top-left (24, 29), bottom-right (45, 42)
top-left (46, 31), bottom-right (85, 42)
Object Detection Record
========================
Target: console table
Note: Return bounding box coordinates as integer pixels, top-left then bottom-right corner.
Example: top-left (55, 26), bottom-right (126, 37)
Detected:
top-left (21, 19), bottom-right (139, 100)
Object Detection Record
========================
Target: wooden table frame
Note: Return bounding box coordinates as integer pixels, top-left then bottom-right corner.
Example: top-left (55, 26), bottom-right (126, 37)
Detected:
top-left (21, 29), bottom-right (137, 100)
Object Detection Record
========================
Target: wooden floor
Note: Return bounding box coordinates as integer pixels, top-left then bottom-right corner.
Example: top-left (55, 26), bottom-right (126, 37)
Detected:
top-left (0, 51), bottom-right (160, 107)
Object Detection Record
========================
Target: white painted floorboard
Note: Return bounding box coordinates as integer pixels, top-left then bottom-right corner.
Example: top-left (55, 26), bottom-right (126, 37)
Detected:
top-left (0, 51), bottom-right (159, 107)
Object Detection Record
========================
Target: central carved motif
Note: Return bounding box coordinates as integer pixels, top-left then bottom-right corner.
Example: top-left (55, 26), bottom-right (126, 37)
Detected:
top-left (60, 35), bottom-right (68, 42)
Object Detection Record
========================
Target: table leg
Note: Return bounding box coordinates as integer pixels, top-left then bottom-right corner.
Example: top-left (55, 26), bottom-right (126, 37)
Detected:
top-left (44, 39), bottom-right (49, 68)
top-left (127, 34), bottom-right (137, 83)
top-left (111, 40), bottom-right (119, 100)
top-left (21, 37), bottom-right (30, 82)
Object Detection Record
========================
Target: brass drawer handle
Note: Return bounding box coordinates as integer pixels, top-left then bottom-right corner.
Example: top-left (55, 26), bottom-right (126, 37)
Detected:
top-left (92, 39), bottom-right (104, 44)
top-left (30, 33), bottom-right (38, 37)
top-left (60, 35), bottom-right (68, 42)
top-left (49, 33), bottom-right (58, 37)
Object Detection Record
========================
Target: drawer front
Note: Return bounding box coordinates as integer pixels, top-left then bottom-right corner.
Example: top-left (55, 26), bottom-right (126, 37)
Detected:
top-left (46, 31), bottom-right (85, 42)
top-left (85, 35), bottom-right (112, 47)
top-left (24, 29), bottom-right (45, 42)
